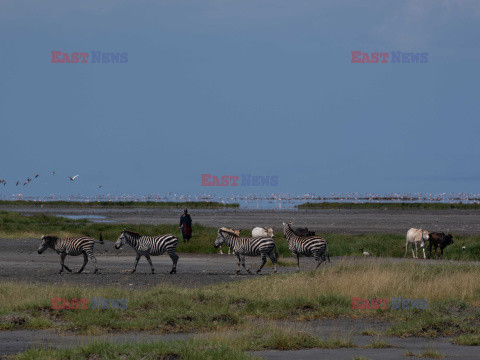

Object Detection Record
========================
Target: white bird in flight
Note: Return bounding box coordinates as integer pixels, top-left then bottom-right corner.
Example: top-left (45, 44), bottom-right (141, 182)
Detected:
top-left (69, 175), bottom-right (80, 181)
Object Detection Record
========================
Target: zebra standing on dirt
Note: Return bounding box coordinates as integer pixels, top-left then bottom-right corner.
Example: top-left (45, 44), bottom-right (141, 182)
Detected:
top-left (37, 234), bottom-right (103, 274)
top-left (214, 227), bottom-right (278, 275)
top-left (283, 222), bottom-right (330, 271)
top-left (115, 229), bottom-right (179, 274)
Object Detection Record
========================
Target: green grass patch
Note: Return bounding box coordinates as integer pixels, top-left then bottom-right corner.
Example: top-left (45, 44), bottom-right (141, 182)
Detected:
top-left (14, 324), bottom-right (356, 359)
top-left (200, 325), bottom-right (355, 351)
top-left (452, 334), bottom-right (480, 346)
top-left (15, 338), bottom-right (257, 360)
top-left (418, 347), bottom-right (445, 358)
top-left (384, 309), bottom-right (479, 338)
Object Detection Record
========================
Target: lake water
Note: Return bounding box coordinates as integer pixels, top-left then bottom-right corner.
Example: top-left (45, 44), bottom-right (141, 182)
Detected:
top-left (56, 215), bottom-right (116, 223)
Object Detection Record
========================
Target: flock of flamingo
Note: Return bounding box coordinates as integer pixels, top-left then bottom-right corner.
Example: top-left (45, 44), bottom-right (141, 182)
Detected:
top-left (0, 190), bottom-right (480, 209)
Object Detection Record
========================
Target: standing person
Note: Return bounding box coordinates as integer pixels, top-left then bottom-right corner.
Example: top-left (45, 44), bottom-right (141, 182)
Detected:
top-left (179, 209), bottom-right (192, 243)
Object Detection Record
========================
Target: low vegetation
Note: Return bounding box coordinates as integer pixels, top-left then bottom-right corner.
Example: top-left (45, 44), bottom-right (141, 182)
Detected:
top-left (15, 338), bottom-right (258, 360)
top-left (1, 211), bottom-right (478, 260)
top-left (452, 334), bottom-right (480, 346)
top-left (197, 324), bottom-right (355, 351)
top-left (418, 347), bottom-right (445, 359)
top-left (1, 262), bottom-right (479, 338)
top-left (14, 325), bottom-right (356, 360)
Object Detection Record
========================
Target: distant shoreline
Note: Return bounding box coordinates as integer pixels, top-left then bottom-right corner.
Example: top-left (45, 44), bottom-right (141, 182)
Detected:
top-left (297, 202), bottom-right (480, 210)
top-left (1, 200), bottom-right (479, 210)
top-left (0, 200), bottom-right (239, 208)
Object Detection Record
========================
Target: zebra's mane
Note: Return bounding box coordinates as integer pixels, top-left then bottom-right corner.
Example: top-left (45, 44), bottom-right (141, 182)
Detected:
top-left (284, 222), bottom-right (300, 238)
top-left (218, 227), bottom-right (239, 237)
top-left (42, 235), bottom-right (59, 241)
top-left (124, 230), bottom-right (142, 238)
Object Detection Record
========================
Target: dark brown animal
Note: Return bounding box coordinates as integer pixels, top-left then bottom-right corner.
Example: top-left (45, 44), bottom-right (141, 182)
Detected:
top-left (293, 227), bottom-right (315, 237)
top-left (428, 232), bottom-right (454, 259)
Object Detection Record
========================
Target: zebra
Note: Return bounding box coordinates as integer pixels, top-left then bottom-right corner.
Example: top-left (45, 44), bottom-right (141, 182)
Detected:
top-left (283, 222), bottom-right (330, 271)
top-left (214, 227), bottom-right (278, 274)
top-left (115, 229), bottom-right (179, 274)
top-left (37, 234), bottom-right (103, 274)
top-left (219, 228), bottom-right (239, 255)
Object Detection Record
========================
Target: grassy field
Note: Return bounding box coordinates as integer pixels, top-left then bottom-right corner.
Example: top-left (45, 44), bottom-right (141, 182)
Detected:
top-left (1, 211), bottom-right (479, 260)
top-left (2, 211), bottom-right (479, 358)
top-left (0, 200), bottom-right (239, 208)
top-left (297, 202), bottom-right (480, 210)
top-left (15, 339), bottom-right (258, 360)
top-left (1, 262), bottom-right (479, 355)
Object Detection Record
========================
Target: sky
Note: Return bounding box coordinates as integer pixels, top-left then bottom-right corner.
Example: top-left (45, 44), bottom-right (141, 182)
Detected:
top-left (0, 0), bottom-right (479, 199)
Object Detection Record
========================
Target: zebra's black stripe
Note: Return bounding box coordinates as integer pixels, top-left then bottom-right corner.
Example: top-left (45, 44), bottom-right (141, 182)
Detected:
top-left (283, 222), bottom-right (329, 270)
top-left (215, 228), bottom-right (278, 274)
top-left (116, 230), bottom-right (179, 274)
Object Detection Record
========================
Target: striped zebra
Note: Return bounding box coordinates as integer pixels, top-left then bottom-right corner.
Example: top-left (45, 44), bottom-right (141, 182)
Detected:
top-left (115, 229), bottom-right (179, 274)
top-left (37, 234), bottom-right (103, 274)
top-left (219, 228), bottom-right (239, 255)
top-left (214, 227), bottom-right (278, 274)
top-left (283, 222), bottom-right (330, 271)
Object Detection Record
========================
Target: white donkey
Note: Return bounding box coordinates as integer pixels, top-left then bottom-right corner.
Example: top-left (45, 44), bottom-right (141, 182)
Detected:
top-left (403, 228), bottom-right (429, 259)
top-left (219, 228), bottom-right (240, 254)
top-left (252, 227), bottom-right (274, 238)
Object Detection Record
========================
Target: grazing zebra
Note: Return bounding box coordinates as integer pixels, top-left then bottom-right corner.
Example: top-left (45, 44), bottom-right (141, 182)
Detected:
top-left (37, 234), bottom-right (103, 274)
top-left (283, 222), bottom-right (330, 271)
top-left (115, 229), bottom-right (179, 274)
top-left (214, 227), bottom-right (278, 274)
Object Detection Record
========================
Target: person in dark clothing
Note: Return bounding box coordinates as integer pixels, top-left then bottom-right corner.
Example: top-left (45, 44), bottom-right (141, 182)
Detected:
top-left (179, 209), bottom-right (192, 243)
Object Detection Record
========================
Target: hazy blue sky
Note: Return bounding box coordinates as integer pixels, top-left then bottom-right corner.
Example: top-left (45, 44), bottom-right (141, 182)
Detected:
top-left (1, 0), bottom-right (479, 198)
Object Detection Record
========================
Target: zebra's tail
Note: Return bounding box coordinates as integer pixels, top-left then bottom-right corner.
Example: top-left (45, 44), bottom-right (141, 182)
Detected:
top-left (326, 243), bottom-right (331, 263)
top-left (274, 246), bottom-right (279, 261)
top-left (97, 233), bottom-right (104, 244)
